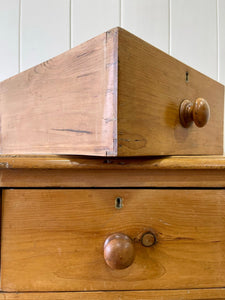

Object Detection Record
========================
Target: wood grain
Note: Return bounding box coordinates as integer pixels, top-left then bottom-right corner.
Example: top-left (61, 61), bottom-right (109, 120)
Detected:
top-left (0, 27), bottom-right (223, 156)
top-left (0, 155), bottom-right (225, 170)
top-left (1, 189), bottom-right (225, 291)
top-left (118, 28), bottom-right (224, 155)
top-left (0, 289), bottom-right (225, 299)
top-left (0, 156), bottom-right (225, 188)
top-left (1, 168), bottom-right (225, 188)
top-left (0, 28), bottom-right (118, 156)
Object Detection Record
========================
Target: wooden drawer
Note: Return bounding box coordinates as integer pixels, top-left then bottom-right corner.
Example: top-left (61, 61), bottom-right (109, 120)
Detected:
top-left (0, 28), bottom-right (223, 156)
top-left (1, 189), bottom-right (225, 291)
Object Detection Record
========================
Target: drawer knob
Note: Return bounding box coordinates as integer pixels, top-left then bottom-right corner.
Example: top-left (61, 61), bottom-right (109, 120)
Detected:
top-left (179, 98), bottom-right (210, 128)
top-left (104, 233), bottom-right (135, 269)
top-left (141, 231), bottom-right (155, 247)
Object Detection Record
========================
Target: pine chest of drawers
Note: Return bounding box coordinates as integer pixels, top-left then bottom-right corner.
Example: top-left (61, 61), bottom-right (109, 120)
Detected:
top-left (0, 155), bottom-right (224, 299)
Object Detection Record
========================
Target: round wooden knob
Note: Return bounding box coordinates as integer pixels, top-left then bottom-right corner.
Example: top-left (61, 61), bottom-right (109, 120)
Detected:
top-left (141, 232), bottom-right (155, 247)
top-left (179, 98), bottom-right (210, 128)
top-left (104, 233), bottom-right (135, 269)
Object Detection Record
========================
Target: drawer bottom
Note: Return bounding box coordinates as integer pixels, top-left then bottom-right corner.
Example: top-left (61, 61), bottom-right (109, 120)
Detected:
top-left (0, 289), bottom-right (225, 299)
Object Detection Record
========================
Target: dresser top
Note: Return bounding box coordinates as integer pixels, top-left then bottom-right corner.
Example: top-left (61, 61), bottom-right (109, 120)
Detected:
top-left (0, 155), bottom-right (224, 170)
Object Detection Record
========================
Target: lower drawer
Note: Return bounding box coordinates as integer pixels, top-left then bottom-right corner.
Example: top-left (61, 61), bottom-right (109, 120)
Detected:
top-left (1, 189), bottom-right (225, 291)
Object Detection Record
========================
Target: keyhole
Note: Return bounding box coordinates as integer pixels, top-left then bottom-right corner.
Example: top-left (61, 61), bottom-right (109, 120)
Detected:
top-left (186, 71), bottom-right (189, 82)
top-left (115, 197), bottom-right (123, 209)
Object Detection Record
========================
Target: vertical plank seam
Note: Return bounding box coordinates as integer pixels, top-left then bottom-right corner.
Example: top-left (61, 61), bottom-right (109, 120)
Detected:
top-left (217, 0), bottom-right (220, 82)
top-left (120, 0), bottom-right (123, 27)
top-left (168, 0), bottom-right (171, 55)
top-left (69, 0), bottom-right (72, 49)
top-left (18, 0), bottom-right (22, 73)
top-left (119, 0), bottom-right (121, 27)
top-left (70, 0), bottom-right (73, 48)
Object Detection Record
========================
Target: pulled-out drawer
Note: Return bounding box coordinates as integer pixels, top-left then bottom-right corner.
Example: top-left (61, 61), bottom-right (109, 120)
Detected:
top-left (1, 189), bottom-right (225, 291)
top-left (0, 28), bottom-right (223, 156)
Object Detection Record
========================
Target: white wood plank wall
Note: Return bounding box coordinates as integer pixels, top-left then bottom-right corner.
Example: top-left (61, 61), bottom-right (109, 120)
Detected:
top-left (0, 0), bottom-right (224, 144)
top-left (1, 0), bottom-right (224, 83)
top-left (20, 0), bottom-right (70, 71)
top-left (0, 0), bottom-right (19, 81)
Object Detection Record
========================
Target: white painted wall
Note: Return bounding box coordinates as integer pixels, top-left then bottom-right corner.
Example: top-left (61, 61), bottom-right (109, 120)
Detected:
top-left (1, 0), bottom-right (224, 83)
top-left (0, 0), bottom-right (224, 146)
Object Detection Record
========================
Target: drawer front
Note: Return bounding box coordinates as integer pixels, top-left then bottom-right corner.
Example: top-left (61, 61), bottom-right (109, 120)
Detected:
top-left (1, 189), bottom-right (225, 291)
top-left (118, 29), bottom-right (224, 156)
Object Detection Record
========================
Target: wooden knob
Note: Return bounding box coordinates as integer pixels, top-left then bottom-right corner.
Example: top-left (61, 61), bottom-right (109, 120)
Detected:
top-left (104, 233), bottom-right (135, 269)
top-left (179, 98), bottom-right (210, 128)
top-left (141, 232), bottom-right (155, 247)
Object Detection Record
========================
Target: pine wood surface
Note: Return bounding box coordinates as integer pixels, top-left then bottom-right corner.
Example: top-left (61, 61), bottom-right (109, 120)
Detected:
top-left (0, 156), bottom-right (225, 187)
top-left (0, 28), bottom-right (118, 156)
top-left (0, 27), bottom-right (223, 156)
top-left (117, 29), bottom-right (224, 156)
top-left (1, 189), bottom-right (225, 291)
top-left (0, 155), bottom-right (225, 169)
top-left (1, 168), bottom-right (225, 188)
top-left (0, 289), bottom-right (225, 299)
